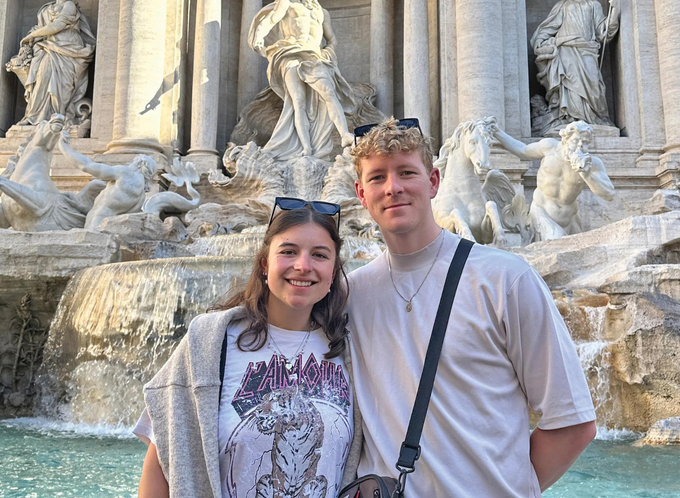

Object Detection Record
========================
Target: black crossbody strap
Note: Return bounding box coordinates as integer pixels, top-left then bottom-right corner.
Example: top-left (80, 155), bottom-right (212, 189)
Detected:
top-left (397, 238), bottom-right (474, 471)
top-left (218, 328), bottom-right (229, 401)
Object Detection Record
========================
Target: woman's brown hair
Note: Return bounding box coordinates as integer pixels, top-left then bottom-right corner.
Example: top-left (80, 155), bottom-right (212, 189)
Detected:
top-left (220, 205), bottom-right (349, 359)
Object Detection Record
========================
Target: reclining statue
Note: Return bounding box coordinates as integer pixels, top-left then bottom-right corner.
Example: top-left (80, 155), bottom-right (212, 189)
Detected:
top-left (492, 121), bottom-right (615, 240)
top-left (59, 132), bottom-right (157, 229)
top-left (0, 114), bottom-right (102, 231)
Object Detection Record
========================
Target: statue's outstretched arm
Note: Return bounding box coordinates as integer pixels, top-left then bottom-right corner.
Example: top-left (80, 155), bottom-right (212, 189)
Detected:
top-left (494, 128), bottom-right (549, 161)
top-left (580, 157), bottom-right (615, 201)
top-left (59, 133), bottom-right (120, 182)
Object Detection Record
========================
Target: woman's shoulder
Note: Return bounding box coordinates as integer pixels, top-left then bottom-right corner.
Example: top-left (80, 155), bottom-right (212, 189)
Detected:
top-left (186, 307), bottom-right (248, 344)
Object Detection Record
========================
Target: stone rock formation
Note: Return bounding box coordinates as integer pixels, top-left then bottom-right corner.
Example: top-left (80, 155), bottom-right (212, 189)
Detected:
top-left (515, 210), bottom-right (680, 431)
top-left (634, 417), bottom-right (680, 446)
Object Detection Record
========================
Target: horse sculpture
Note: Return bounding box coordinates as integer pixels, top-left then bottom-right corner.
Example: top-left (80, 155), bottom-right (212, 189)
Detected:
top-left (432, 117), bottom-right (531, 247)
top-left (0, 114), bottom-right (103, 231)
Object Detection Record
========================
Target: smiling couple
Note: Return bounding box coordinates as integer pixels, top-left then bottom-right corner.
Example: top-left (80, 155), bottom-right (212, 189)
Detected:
top-left (135, 118), bottom-right (596, 498)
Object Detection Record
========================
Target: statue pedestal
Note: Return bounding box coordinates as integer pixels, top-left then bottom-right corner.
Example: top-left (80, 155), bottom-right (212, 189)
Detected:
top-left (5, 125), bottom-right (36, 139)
top-left (544, 123), bottom-right (620, 139)
top-left (6, 122), bottom-right (92, 139)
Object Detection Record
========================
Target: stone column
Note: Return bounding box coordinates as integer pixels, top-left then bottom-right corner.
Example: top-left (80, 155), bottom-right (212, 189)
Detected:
top-left (236, 0), bottom-right (263, 115)
top-left (370, 0), bottom-right (394, 116)
top-left (456, 0), bottom-right (504, 126)
top-left (105, 0), bottom-right (167, 159)
top-left (0, 0), bottom-right (21, 139)
top-left (403, 0), bottom-right (430, 136)
top-left (632, 0), bottom-right (664, 168)
top-left (187, 0), bottom-right (222, 172)
top-left (438, 0), bottom-right (458, 141)
top-left (90, 0), bottom-right (120, 145)
top-left (655, 0), bottom-right (680, 186)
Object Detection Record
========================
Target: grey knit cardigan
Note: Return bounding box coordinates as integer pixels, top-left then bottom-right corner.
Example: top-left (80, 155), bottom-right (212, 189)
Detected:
top-left (142, 306), bottom-right (362, 497)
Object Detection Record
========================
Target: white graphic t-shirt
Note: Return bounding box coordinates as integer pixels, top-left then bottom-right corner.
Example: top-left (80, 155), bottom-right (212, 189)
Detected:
top-left (135, 321), bottom-right (353, 498)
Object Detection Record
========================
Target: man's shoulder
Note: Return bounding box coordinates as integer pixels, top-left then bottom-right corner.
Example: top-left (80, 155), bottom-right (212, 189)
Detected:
top-left (347, 253), bottom-right (386, 280)
top-left (467, 243), bottom-right (533, 282)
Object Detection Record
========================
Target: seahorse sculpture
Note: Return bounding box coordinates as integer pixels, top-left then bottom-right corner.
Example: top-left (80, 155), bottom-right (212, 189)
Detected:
top-left (142, 158), bottom-right (201, 216)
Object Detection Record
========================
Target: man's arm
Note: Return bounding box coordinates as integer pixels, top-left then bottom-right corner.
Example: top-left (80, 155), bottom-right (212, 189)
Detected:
top-left (579, 157), bottom-right (615, 201)
top-left (321, 9), bottom-right (338, 52)
top-left (530, 421), bottom-right (597, 491)
top-left (493, 129), bottom-right (551, 161)
top-left (59, 133), bottom-right (121, 181)
top-left (251, 0), bottom-right (289, 51)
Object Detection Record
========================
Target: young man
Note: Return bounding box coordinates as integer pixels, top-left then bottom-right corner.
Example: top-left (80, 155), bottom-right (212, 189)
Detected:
top-left (346, 118), bottom-right (596, 497)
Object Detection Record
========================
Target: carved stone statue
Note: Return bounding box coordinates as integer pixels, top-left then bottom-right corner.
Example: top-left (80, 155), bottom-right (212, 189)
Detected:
top-left (59, 132), bottom-right (157, 229)
top-left (6, 0), bottom-right (96, 128)
top-left (530, 0), bottom-right (620, 136)
top-left (248, 0), bottom-right (355, 160)
top-left (493, 121), bottom-right (615, 240)
top-left (0, 114), bottom-right (102, 231)
top-left (432, 117), bottom-right (531, 247)
top-left (143, 158), bottom-right (201, 216)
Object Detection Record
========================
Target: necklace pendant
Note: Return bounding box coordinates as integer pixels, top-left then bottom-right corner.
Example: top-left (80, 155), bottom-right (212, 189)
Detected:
top-left (406, 302), bottom-right (412, 312)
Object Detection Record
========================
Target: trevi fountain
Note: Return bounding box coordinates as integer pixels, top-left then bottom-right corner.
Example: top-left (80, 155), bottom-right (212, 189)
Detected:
top-left (1, 0), bottom-right (680, 496)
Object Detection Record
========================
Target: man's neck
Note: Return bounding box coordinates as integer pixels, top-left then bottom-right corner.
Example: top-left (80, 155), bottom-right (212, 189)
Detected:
top-left (383, 220), bottom-right (443, 255)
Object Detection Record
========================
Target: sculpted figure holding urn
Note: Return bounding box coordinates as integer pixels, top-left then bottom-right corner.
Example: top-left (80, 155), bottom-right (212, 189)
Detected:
top-left (531, 0), bottom-right (620, 135)
top-left (493, 121), bottom-right (615, 240)
top-left (6, 0), bottom-right (96, 127)
top-left (59, 132), bottom-right (157, 229)
top-left (248, 0), bottom-right (355, 160)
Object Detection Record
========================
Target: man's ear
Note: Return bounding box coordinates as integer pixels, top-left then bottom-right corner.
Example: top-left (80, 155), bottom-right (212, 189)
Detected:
top-left (429, 167), bottom-right (441, 199)
top-left (355, 179), bottom-right (368, 209)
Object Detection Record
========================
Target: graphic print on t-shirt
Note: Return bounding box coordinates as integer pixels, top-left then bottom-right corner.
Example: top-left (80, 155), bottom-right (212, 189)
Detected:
top-left (222, 352), bottom-right (351, 498)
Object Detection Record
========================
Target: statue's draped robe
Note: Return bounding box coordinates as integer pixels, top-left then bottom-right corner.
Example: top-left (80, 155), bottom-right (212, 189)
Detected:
top-left (531, 0), bottom-right (618, 127)
top-left (23, 1), bottom-right (96, 125)
top-left (248, 4), bottom-right (354, 161)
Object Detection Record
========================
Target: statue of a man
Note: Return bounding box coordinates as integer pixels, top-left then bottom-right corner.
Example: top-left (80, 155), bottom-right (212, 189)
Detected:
top-left (59, 132), bottom-right (157, 229)
top-left (531, 0), bottom-right (620, 135)
top-left (493, 121), bottom-right (615, 240)
top-left (248, 0), bottom-right (355, 160)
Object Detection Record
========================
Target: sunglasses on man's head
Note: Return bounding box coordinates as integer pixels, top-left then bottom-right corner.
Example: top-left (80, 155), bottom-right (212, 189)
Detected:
top-left (353, 118), bottom-right (423, 146)
top-left (268, 197), bottom-right (341, 229)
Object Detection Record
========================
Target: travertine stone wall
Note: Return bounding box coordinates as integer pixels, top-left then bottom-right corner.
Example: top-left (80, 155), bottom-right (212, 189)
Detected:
top-left (0, 0), bottom-right (676, 224)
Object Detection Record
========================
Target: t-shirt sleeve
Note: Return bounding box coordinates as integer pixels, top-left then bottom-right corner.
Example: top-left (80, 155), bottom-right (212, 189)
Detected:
top-left (503, 267), bottom-right (596, 430)
top-left (133, 408), bottom-right (156, 446)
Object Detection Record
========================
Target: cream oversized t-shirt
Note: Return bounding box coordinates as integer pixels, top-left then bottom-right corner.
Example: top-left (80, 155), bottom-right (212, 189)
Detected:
top-left (346, 231), bottom-right (595, 497)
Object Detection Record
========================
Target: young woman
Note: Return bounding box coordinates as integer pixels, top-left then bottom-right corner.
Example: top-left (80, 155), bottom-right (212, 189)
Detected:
top-left (134, 199), bottom-right (362, 497)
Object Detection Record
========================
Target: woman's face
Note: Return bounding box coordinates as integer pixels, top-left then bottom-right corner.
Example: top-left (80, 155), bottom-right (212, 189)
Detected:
top-left (264, 223), bottom-right (336, 318)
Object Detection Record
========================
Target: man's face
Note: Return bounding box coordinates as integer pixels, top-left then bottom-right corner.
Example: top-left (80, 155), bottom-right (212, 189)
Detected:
top-left (355, 151), bottom-right (440, 237)
top-left (564, 131), bottom-right (590, 154)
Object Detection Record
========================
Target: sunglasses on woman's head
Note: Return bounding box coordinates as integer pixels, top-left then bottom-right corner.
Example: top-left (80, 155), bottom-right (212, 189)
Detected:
top-left (353, 118), bottom-right (423, 146)
top-left (268, 197), bottom-right (341, 229)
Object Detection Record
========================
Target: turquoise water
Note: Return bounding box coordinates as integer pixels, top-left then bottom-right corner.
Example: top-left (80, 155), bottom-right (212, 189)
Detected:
top-left (1, 419), bottom-right (680, 497)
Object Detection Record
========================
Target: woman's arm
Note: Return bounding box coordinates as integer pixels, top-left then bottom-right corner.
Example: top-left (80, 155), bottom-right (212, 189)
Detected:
top-left (21, 1), bottom-right (76, 43)
top-left (138, 443), bottom-right (169, 498)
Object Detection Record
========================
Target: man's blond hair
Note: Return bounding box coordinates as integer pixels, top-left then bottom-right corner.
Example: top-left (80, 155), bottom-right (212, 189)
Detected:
top-left (350, 117), bottom-right (434, 180)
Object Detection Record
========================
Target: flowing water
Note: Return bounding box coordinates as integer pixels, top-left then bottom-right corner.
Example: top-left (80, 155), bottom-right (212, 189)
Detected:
top-left (2, 238), bottom-right (676, 496)
top-left (1, 418), bottom-right (680, 498)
